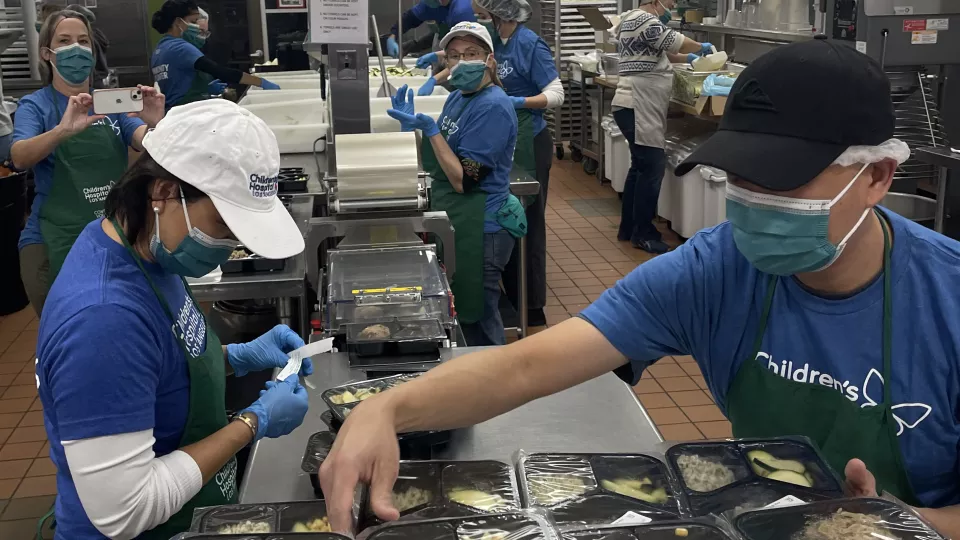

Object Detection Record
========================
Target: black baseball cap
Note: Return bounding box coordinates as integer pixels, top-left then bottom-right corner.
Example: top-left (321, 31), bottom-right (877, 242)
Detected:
top-left (675, 36), bottom-right (895, 191)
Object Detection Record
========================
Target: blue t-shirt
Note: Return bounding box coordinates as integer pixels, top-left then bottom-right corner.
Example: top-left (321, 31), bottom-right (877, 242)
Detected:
top-left (12, 88), bottom-right (143, 250)
top-left (37, 219), bottom-right (207, 539)
top-left (495, 25), bottom-right (558, 136)
top-left (581, 209), bottom-right (960, 508)
top-left (392, 0), bottom-right (475, 36)
top-left (437, 85), bottom-right (517, 233)
top-left (151, 36), bottom-right (205, 109)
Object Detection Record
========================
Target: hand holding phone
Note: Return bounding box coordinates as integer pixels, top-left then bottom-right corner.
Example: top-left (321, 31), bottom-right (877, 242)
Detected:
top-left (92, 87), bottom-right (144, 115)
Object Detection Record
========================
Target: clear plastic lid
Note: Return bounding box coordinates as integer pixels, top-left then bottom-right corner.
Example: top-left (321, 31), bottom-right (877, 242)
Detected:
top-left (327, 246), bottom-right (449, 303)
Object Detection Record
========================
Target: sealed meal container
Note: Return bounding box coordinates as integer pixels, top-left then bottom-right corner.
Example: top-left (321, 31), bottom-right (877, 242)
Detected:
top-left (358, 512), bottom-right (557, 540)
top-left (177, 534), bottom-right (349, 539)
top-left (321, 374), bottom-right (420, 423)
top-left (345, 319), bottom-right (446, 357)
top-left (733, 497), bottom-right (946, 540)
top-left (301, 431), bottom-right (336, 496)
top-left (665, 438), bottom-right (843, 517)
top-left (561, 519), bottom-right (740, 540)
top-left (278, 167), bottom-right (309, 193)
top-left (221, 247), bottom-right (286, 274)
top-left (360, 460), bottom-right (522, 530)
top-left (191, 500), bottom-right (336, 534)
top-left (517, 453), bottom-right (684, 528)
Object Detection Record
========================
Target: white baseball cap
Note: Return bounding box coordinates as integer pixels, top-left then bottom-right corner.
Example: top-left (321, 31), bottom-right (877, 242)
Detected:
top-left (141, 99), bottom-right (304, 259)
top-left (439, 21), bottom-right (494, 53)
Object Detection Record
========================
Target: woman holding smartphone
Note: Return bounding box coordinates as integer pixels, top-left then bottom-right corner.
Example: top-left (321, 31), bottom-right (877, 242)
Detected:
top-left (11, 9), bottom-right (164, 316)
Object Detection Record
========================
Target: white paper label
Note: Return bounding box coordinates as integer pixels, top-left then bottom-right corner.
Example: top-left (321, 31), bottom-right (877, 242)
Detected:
top-left (894, 6), bottom-right (914, 15)
top-left (277, 337), bottom-right (335, 381)
top-left (764, 495), bottom-right (807, 509)
top-left (612, 511), bottom-right (653, 526)
top-left (309, 0), bottom-right (369, 44)
top-left (911, 30), bottom-right (938, 44)
top-left (927, 18), bottom-right (949, 30)
top-left (855, 41), bottom-right (868, 53)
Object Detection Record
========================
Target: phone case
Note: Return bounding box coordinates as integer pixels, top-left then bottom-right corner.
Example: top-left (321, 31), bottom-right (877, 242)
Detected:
top-left (93, 88), bottom-right (144, 115)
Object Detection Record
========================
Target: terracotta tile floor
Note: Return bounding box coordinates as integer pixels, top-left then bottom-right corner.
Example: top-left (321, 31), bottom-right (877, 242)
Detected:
top-left (0, 154), bottom-right (728, 538)
top-left (539, 156), bottom-right (732, 442)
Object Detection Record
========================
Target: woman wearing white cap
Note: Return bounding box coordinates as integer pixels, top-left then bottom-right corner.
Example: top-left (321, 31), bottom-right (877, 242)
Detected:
top-left (34, 100), bottom-right (311, 540)
top-left (388, 22), bottom-right (526, 346)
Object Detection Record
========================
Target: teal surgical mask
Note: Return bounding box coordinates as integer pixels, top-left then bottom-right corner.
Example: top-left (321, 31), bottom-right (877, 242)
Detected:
top-left (449, 58), bottom-right (488, 92)
top-left (477, 18), bottom-right (499, 43)
top-left (180, 18), bottom-right (205, 48)
top-left (50, 43), bottom-right (94, 86)
top-left (35, 22), bottom-right (42, 32)
top-left (150, 189), bottom-right (236, 278)
top-left (724, 163), bottom-right (871, 276)
top-left (657, 0), bottom-right (672, 24)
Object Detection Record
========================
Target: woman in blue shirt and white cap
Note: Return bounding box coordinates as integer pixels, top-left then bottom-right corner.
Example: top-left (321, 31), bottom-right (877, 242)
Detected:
top-left (12, 9), bottom-right (165, 316)
top-left (388, 22), bottom-right (527, 346)
top-left (36, 100), bottom-right (312, 539)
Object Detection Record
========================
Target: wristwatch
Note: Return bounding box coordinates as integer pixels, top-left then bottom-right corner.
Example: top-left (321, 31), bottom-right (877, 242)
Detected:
top-left (233, 411), bottom-right (259, 441)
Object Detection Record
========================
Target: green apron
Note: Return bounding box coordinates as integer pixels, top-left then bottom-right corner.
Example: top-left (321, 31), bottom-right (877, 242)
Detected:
top-left (727, 212), bottom-right (919, 504)
top-left (425, 90), bottom-right (490, 324)
top-left (110, 219), bottom-right (240, 538)
top-left (513, 109), bottom-right (536, 177)
top-left (39, 86), bottom-right (128, 280)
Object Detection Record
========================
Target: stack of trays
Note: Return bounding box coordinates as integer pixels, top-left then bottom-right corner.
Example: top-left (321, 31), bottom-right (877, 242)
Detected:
top-left (665, 439), bottom-right (843, 516)
top-left (517, 453), bottom-right (683, 528)
top-left (278, 167), bottom-right (309, 193)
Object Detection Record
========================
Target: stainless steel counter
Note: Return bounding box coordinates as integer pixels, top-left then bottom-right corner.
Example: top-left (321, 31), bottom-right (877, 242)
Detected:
top-left (239, 347), bottom-right (662, 503)
top-left (669, 21), bottom-right (815, 43)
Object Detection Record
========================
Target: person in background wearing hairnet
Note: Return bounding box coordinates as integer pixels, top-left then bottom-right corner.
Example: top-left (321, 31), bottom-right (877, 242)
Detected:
top-left (425, 0), bottom-right (562, 328)
top-left (613, 0), bottom-right (711, 253)
top-left (317, 39), bottom-right (960, 538)
top-left (385, 0), bottom-right (475, 59)
top-left (151, 0), bottom-right (279, 110)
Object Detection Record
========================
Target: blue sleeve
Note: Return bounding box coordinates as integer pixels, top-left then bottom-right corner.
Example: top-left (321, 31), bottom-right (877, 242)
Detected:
top-left (12, 97), bottom-right (47, 144)
top-left (168, 38), bottom-right (204, 67)
top-left (529, 37), bottom-right (559, 90)
top-left (42, 305), bottom-right (162, 441)
top-left (116, 114), bottom-right (145, 147)
top-left (456, 105), bottom-right (514, 168)
top-left (579, 235), bottom-right (715, 382)
top-left (392, 3), bottom-right (429, 36)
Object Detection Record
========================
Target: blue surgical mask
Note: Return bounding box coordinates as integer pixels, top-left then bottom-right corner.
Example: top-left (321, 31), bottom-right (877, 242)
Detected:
top-left (150, 189), bottom-right (236, 278)
top-left (658, 0), bottom-right (672, 24)
top-left (449, 58), bottom-right (488, 92)
top-left (51, 43), bottom-right (94, 86)
top-left (181, 19), bottom-right (206, 48)
top-left (725, 163), bottom-right (871, 276)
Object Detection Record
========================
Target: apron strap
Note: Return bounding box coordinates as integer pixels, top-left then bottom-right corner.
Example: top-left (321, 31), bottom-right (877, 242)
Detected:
top-left (880, 211), bottom-right (893, 406)
top-left (750, 274), bottom-right (778, 359)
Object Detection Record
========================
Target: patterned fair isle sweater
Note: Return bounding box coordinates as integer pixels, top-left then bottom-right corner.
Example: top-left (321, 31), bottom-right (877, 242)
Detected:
top-left (615, 9), bottom-right (685, 76)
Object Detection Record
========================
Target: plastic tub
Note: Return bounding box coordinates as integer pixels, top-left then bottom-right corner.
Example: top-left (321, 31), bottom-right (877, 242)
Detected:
top-left (658, 157), bottom-right (676, 223)
top-left (603, 118), bottom-right (615, 181)
top-left (700, 166), bottom-right (727, 228)
top-left (611, 129), bottom-right (629, 194)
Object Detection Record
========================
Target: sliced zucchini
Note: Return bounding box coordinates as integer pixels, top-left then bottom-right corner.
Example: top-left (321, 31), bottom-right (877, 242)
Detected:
top-left (766, 470), bottom-right (813, 487)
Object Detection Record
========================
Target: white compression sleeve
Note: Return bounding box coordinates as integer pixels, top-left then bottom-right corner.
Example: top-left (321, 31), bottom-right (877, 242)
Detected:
top-left (542, 77), bottom-right (565, 108)
top-left (63, 430), bottom-right (203, 540)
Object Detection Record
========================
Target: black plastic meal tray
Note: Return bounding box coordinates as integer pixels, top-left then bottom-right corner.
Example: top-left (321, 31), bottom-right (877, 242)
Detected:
top-left (221, 255), bottom-right (285, 274)
top-left (189, 500), bottom-right (336, 535)
top-left (181, 534), bottom-right (346, 539)
top-left (561, 521), bottom-right (739, 539)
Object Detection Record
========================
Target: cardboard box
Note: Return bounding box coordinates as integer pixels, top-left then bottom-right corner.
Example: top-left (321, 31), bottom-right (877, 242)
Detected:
top-left (578, 7), bottom-right (616, 52)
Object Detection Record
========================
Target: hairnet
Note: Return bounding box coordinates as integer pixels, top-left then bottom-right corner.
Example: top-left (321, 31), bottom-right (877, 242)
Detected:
top-left (475, 0), bottom-right (532, 23)
top-left (832, 138), bottom-right (910, 167)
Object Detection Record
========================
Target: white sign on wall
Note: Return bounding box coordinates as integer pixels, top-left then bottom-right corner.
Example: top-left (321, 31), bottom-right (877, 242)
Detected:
top-left (309, 0), bottom-right (369, 44)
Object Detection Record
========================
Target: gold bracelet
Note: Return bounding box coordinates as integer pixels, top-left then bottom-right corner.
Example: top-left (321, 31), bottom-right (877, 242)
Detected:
top-left (234, 413), bottom-right (258, 440)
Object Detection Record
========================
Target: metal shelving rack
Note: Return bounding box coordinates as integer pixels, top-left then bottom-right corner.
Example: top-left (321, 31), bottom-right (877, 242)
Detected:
top-left (540, 0), bottom-right (618, 160)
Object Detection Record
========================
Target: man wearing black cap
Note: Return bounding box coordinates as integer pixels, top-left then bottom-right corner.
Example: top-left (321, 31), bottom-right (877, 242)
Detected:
top-left (316, 38), bottom-right (960, 536)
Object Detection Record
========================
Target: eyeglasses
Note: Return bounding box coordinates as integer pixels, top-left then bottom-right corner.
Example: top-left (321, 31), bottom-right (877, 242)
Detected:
top-left (445, 48), bottom-right (486, 63)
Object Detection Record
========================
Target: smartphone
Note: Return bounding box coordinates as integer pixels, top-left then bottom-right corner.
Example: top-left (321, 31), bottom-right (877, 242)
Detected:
top-left (92, 87), bottom-right (144, 115)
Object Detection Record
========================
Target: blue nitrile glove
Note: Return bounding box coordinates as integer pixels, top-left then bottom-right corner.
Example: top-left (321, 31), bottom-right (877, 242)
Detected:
top-left (241, 378), bottom-right (309, 440)
top-left (700, 42), bottom-right (714, 55)
top-left (417, 76), bottom-right (437, 96)
top-left (386, 36), bottom-right (399, 57)
top-left (416, 52), bottom-right (438, 69)
top-left (387, 110), bottom-right (440, 137)
top-left (391, 84), bottom-right (415, 115)
top-left (226, 324), bottom-right (314, 378)
top-left (510, 96), bottom-right (527, 109)
top-left (260, 79), bottom-right (281, 90)
top-left (207, 79), bottom-right (227, 95)
top-left (686, 52), bottom-right (700, 63)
